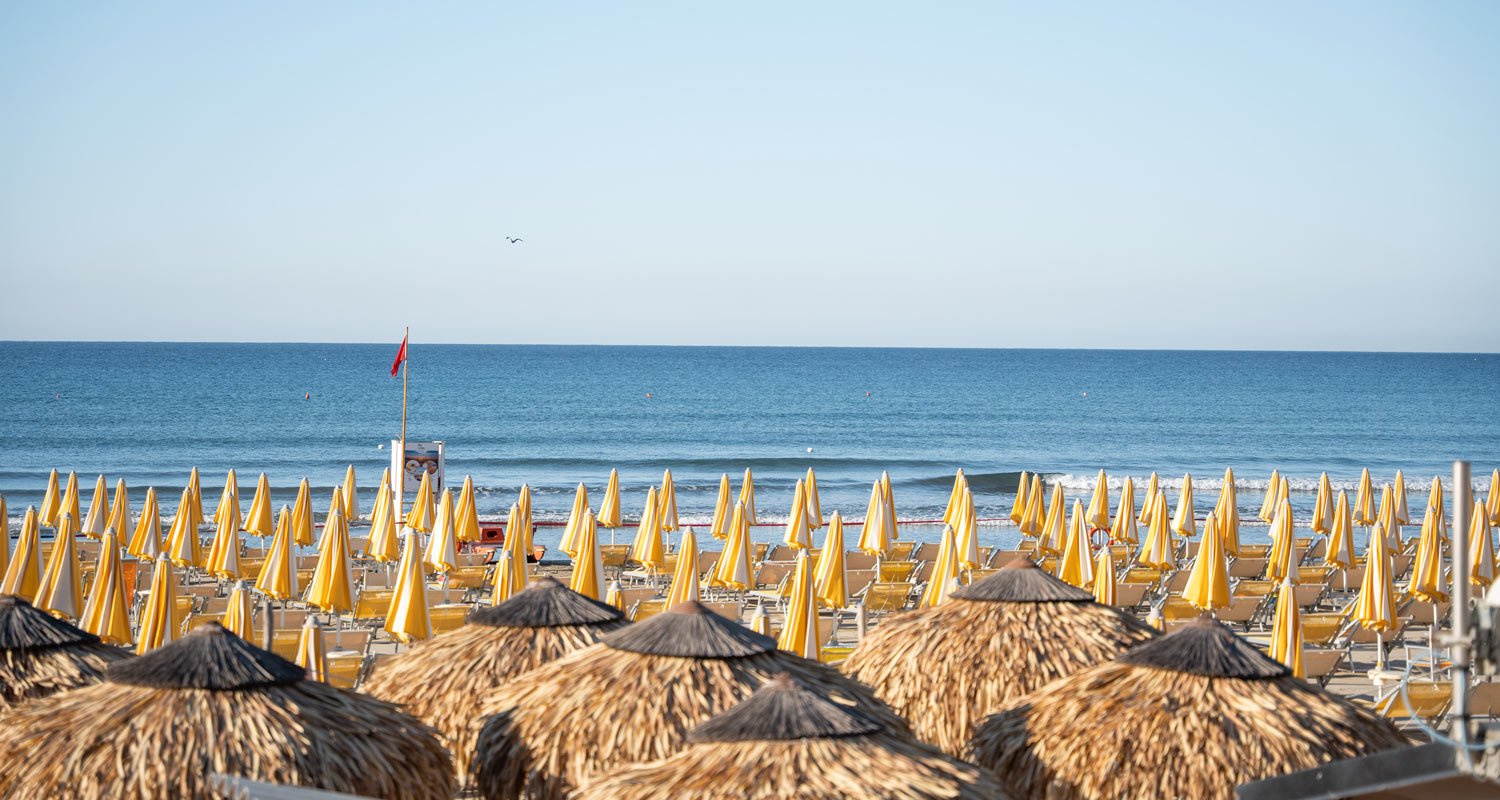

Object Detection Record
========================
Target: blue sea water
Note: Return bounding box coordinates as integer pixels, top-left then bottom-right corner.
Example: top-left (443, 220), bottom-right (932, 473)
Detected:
top-left (1, 343), bottom-right (1497, 551)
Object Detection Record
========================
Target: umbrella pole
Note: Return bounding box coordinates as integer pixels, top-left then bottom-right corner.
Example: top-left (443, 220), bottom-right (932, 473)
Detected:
top-left (1376, 632), bottom-right (1384, 670)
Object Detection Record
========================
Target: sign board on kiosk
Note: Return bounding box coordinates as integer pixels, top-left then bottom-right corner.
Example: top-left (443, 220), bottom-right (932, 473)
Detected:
top-left (392, 440), bottom-right (445, 507)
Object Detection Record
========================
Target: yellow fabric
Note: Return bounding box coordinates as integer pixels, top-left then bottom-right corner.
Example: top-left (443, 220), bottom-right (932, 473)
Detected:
top-left (1138, 493), bottom-right (1176, 570)
top-left (205, 494), bottom-right (242, 580)
top-left (1140, 472), bottom-right (1161, 524)
top-left (714, 502), bottom-right (754, 590)
top-left (778, 552), bottom-right (821, 658)
top-left (0, 497), bottom-right (7, 579)
top-left (342, 465), bottom-right (360, 521)
top-left (1037, 483), bottom-right (1066, 556)
top-left (214, 471), bottom-right (241, 531)
top-left (708, 474), bottom-right (733, 541)
top-left (422, 491), bottom-right (458, 575)
top-left (1058, 500), bottom-right (1095, 589)
top-left (166, 487), bottom-right (201, 567)
top-left (307, 510), bottom-right (355, 613)
top-left (244, 473), bottom-right (274, 537)
top-left (1354, 521), bottom-right (1397, 632)
top-left (186, 467), bottom-right (204, 530)
top-left (62, 473), bottom-right (81, 532)
top-left (804, 468), bottom-right (823, 530)
top-left (597, 469), bottom-right (622, 529)
top-left (128, 487), bottom-right (162, 560)
top-left (1214, 468), bottom-right (1240, 557)
top-left (750, 603), bottom-right (771, 636)
top-left (1325, 490), bottom-right (1356, 569)
top-left (1353, 469), bottom-right (1375, 525)
top-left (880, 471), bottom-right (898, 543)
top-left (738, 468), bottom-right (758, 526)
top-left (296, 622), bottom-right (329, 682)
top-left (319, 491), bottom-right (345, 551)
top-left (1020, 473), bottom-right (1045, 536)
top-left (408, 471), bottom-right (435, 533)
top-left (385, 532), bottom-right (432, 643)
top-left (38, 514), bottom-right (83, 620)
top-left (498, 502), bottom-right (530, 596)
top-left (814, 512), bottom-right (848, 609)
top-left (492, 550), bottom-right (519, 605)
top-left (223, 582), bottom-right (254, 641)
top-left (517, 484), bottom-right (534, 557)
top-left (257, 506), bottom-right (299, 601)
top-left (1266, 499), bottom-right (1298, 583)
top-left (630, 486), bottom-right (665, 570)
top-left (1487, 468), bottom-right (1500, 527)
top-left (1171, 474), bottom-right (1196, 537)
top-left (291, 479), bottom-right (315, 547)
top-left (1092, 548), bottom-right (1116, 605)
top-left (1424, 478), bottom-right (1448, 543)
top-left (559, 482), bottom-right (591, 557)
top-left (857, 481), bottom-right (890, 556)
top-left (1393, 470), bottom-right (1412, 525)
top-left (1009, 470), bottom-right (1030, 526)
top-left (81, 475), bottom-right (109, 539)
top-left (1409, 503), bottom-right (1448, 603)
top-left (954, 489), bottom-right (980, 570)
top-left (1, 507), bottom-right (41, 601)
top-left (943, 469), bottom-right (966, 528)
top-left (1183, 511), bottom-right (1230, 611)
top-left (1110, 478), bottom-right (1138, 544)
top-left (1376, 484), bottom-right (1401, 550)
top-left (1085, 469), bottom-right (1111, 530)
top-left (136, 555), bottom-right (178, 654)
top-left (1258, 470), bottom-right (1281, 523)
top-left (920, 524), bottom-right (962, 607)
top-left (1269, 579), bottom-right (1304, 678)
top-left (455, 475), bottom-right (481, 543)
top-left (106, 479), bottom-right (130, 543)
top-left (80, 530), bottom-right (131, 645)
top-left (39, 470), bottom-right (61, 527)
top-left (666, 526), bottom-right (700, 607)
top-left (658, 469), bottom-right (680, 533)
top-left (365, 475), bottom-right (399, 563)
top-left (1472, 506), bottom-right (1497, 587)
top-left (783, 479), bottom-right (812, 549)
top-left (568, 510), bottom-right (605, 601)
top-left (1311, 473), bottom-right (1333, 534)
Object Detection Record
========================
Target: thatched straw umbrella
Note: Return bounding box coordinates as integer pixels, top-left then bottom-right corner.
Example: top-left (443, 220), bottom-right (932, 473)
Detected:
top-left (0, 594), bottom-right (130, 710)
top-left (842, 556), bottom-right (1156, 755)
top-left (363, 575), bottom-right (626, 760)
top-left (575, 673), bottom-right (1013, 800)
top-left (468, 600), bottom-right (906, 800)
top-left (0, 623), bottom-right (453, 800)
top-left (967, 616), bottom-right (1410, 800)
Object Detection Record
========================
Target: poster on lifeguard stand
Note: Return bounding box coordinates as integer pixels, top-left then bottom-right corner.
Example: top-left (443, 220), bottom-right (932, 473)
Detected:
top-left (392, 440), bottom-right (445, 507)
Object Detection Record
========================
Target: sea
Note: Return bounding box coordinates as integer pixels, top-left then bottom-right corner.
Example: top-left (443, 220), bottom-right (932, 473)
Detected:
top-left (2, 343), bottom-right (1497, 553)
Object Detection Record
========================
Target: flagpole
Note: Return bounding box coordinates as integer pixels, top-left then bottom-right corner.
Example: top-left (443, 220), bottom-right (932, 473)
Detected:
top-left (398, 326), bottom-right (408, 527)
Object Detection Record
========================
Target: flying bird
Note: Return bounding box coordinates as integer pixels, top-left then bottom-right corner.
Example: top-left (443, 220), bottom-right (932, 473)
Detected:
top-left (507, 237), bottom-right (523, 243)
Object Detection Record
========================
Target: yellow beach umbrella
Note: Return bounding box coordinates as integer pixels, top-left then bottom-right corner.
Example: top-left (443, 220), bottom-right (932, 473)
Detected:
top-left (598, 469), bottom-right (622, 530)
top-left (1353, 469), bottom-right (1375, 526)
top-left (713, 502), bottom-right (754, 590)
top-left (666, 526), bottom-right (700, 607)
top-left (1486, 468), bottom-right (1500, 527)
top-left (738, 468), bottom-right (758, 526)
top-left (81, 475), bottom-right (108, 539)
top-left (1257, 470), bottom-right (1281, 523)
top-left (1110, 478), bottom-right (1138, 544)
top-left (943, 469), bottom-right (967, 529)
top-left (1171, 474), bottom-right (1196, 538)
top-left (1376, 484), bottom-right (1401, 550)
top-left (79, 529), bottom-right (131, 645)
top-left (1182, 511), bottom-right (1230, 612)
top-left (205, 496), bottom-right (242, 580)
top-left (136, 554), bottom-right (177, 654)
top-left (366, 480), bottom-right (398, 563)
top-left (186, 466), bottom-right (204, 529)
top-left (39, 470), bottom-right (61, 528)
top-left (1009, 470), bottom-right (1030, 526)
top-left (422, 491), bottom-right (457, 575)
top-left (1312, 473), bottom-right (1334, 534)
top-left (568, 510), bottom-right (605, 601)
top-left (106, 479), bottom-right (130, 545)
top-left (408, 471), bottom-right (435, 533)
top-left (630, 486), bottom-right (665, 571)
top-left (814, 511), bottom-right (847, 609)
top-left (783, 479), bottom-right (812, 549)
top-left (128, 487), bottom-right (162, 560)
top-left (1, 507), bottom-right (42, 601)
top-left (319, 490), bottom-right (345, 551)
top-left (37, 514), bottom-right (83, 620)
top-left (385, 531), bottom-right (431, 643)
top-left (492, 550), bottom-right (520, 606)
top-left (455, 476), bottom-right (481, 543)
top-left (290, 479), bottom-right (315, 547)
top-left (517, 484), bottom-right (535, 557)
top-left (749, 602), bottom-right (771, 636)
top-left (1470, 506), bottom-right (1496, 587)
top-left (559, 483), bottom-right (591, 558)
top-left (1092, 547), bottom-right (1116, 606)
top-left (880, 471), bottom-right (898, 543)
top-left (1057, 500), bottom-right (1095, 589)
top-left (223, 581), bottom-right (254, 641)
top-left (342, 465), bottom-right (360, 522)
top-left (1325, 490), bottom-right (1356, 569)
top-left (804, 467), bottom-right (824, 530)
top-left (708, 474), bottom-right (733, 541)
top-left (214, 471), bottom-right (240, 530)
top-left (1214, 468), bottom-right (1240, 557)
top-left (1353, 522), bottom-right (1396, 634)
top-left (857, 481), bottom-right (890, 556)
top-left (165, 487), bottom-right (200, 567)
top-left (1409, 502), bottom-right (1447, 603)
top-left (920, 524), bottom-right (961, 607)
top-left (778, 551), bottom-right (821, 658)
top-left (1020, 473), bottom-right (1045, 537)
top-left (1085, 469), bottom-right (1110, 531)
top-left (1036, 483), bottom-right (1066, 557)
top-left (1266, 499), bottom-right (1298, 583)
top-left (1423, 477), bottom-right (1447, 543)
top-left (1394, 470), bottom-right (1413, 525)
top-left (498, 503), bottom-right (530, 596)
top-left (296, 618), bottom-right (329, 683)
top-left (244, 473), bottom-right (274, 538)
top-left (658, 469), bottom-right (680, 533)
top-left (59, 472), bottom-right (81, 533)
top-left (307, 509), bottom-right (355, 614)
top-left (954, 489), bottom-right (980, 570)
top-left (604, 579), bottom-right (625, 612)
top-left (1269, 578), bottom-right (1304, 678)
top-left (1138, 493), bottom-right (1176, 570)
top-left (1140, 472), bottom-right (1161, 524)
top-left (256, 506), bottom-right (299, 601)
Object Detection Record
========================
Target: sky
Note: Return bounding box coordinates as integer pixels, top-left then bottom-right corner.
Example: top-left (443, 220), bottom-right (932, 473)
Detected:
top-left (1, 2), bottom-right (1497, 350)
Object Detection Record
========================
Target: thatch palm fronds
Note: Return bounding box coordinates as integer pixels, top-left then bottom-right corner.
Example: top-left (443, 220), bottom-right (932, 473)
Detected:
top-left (576, 673), bottom-right (1013, 800)
top-left (0, 623), bottom-right (453, 800)
top-left (842, 556), bottom-right (1156, 755)
top-left (967, 616), bottom-right (1410, 800)
top-left (0, 594), bottom-right (130, 710)
top-left (468, 601), bottom-right (905, 800)
top-left (363, 576), bottom-right (626, 761)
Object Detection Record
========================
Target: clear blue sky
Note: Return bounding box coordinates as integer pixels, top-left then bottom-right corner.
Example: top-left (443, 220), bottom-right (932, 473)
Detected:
top-left (2, 2), bottom-right (1496, 350)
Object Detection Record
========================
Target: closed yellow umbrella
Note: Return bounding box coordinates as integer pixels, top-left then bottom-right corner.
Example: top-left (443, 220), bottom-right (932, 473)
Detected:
top-left (2, 507), bottom-right (42, 601)
top-left (1085, 470), bottom-right (1110, 531)
top-left (667, 526), bottom-right (700, 607)
top-left (306, 510), bottom-right (355, 614)
top-left (954, 489), bottom-right (980, 571)
top-left (713, 502), bottom-right (753, 590)
top-left (244, 473), bottom-right (274, 539)
top-left (943, 469), bottom-right (967, 529)
top-left (1138, 493), bottom-right (1176, 570)
top-left (778, 551), bottom-right (821, 658)
top-left (1311, 472), bottom-right (1334, 534)
top-left (1424, 477), bottom-right (1447, 543)
top-left (290, 478), bottom-right (315, 547)
top-left (658, 469), bottom-right (680, 533)
top-left (81, 475), bottom-right (108, 539)
top-left (880, 471), bottom-right (898, 544)
top-left (1257, 470), bottom-right (1281, 523)
top-left (1394, 470), bottom-right (1413, 525)
top-left (598, 469), bottom-right (622, 531)
top-left (319, 490), bottom-right (345, 551)
top-left (1376, 483), bottom-right (1401, 550)
top-left (1109, 478), bottom-right (1138, 544)
top-left (1353, 468), bottom-right (1375, 526)
top-left (498, 502), bottom-right (530, 597)
top-left (920, 524), bottom-right (961, 608)
top-left (1009, 471), bottom-right (1030, 526)
top-left (1182, 511), bottom-right (1230, 612)
top-left (342, 465), bottom-right (360, 522)
top-left (422, 491), bottom-right (457, 575)
top-left (39, 470), bottom-right (61, 528)
top-left (408, 471), bottom-right (435, 533)
top-left (205, 494), bottom-right (242, 580)
top-left (517, 484), bottom-right (535, 557)
top-left (127, 487), bottom-right (162, 559)
top-left (708, 474), bottom-right (733, 541)
top-left (1486, 468), bottom-right (1500, 527)
top-left (166, 487), bottom-right (202, 568)
top-left (783, 479), bottom-right (812, 549)
top-left (1325, 490), bottom-right (1356, 569)
top-left (106, 479), bottom-right (130, 545)
top-left (1214, 468), bottom-right (1240, 557)
top-left (1020, 473), bottom-right (1045, 537)
top-left (559, 483), bottom-right (591, 558)
top-left (631, 486), bottom-right (665, 571)
top-left (366, 478), bottom-right (398, 563)
top-left (604, 579), bottom-right (625, 612)
top-left (1409, 502), bottom-right (1447, 603)
top-left (1354, 522), bottom-right (1397, 632)
top-left (79, 529), bottom-right (131, 645)
top-left (256, 506), bottom-right (299, 601)
top-left (59, 473), bottom-right (81, 534)
top-left (738, 468), bottom-right (758, 526)
top-left (455, 476), bottom-right (481, 543)
top-left (186, 466), bottom-right (204, 530)
top-left (1471, 505), bottom-right (1496, 587)
top-left (492, 550), bottom-right (520, 606)
top-left (1269, 578), bottom-right (1304, 678)
top-left (1140, 472), bottom-right (1161, 524)
top-left (1092, 547), bottom-right (1116, 606)
top-left (857, 481), bottom-right (890, 556)
top-left (1058, 500), bottom-right (1095, 589)
top-left (814, 512), bottom-right (847, 609)
top-left (136, 554), bottom-right (178, 654)
top-left (296, 618), bottom-right (329, 682)
top-left (214, 471), bottom-right (240, 530)
top-left (1266, 499), bottom-right (1298, 583)
top-left (385, 531), bottom-right (431, 643)
top-left (1036, 483), bottom-right (1066, 557)
top-left (568, 510), bottom-right (606, 601)
top-left (223, 580), bottom-right (253, 641)
top-left (804, 468), bottom-right (823, 530)
top-left (37, 514), bottom-right (83, 620)
top-left (1171, 474), bottom-right (1196, 538)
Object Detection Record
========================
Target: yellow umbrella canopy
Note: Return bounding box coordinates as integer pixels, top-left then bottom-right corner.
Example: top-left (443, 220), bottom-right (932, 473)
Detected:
top-left (596, 469), bottom-right (622, 529)
top-left (1392, 469), bottom-right (1412, 525)
top-left (364, 575), bottom-right (626, 776)
top-left (804, 467), bottom-right (824, 530)
top-left (467, 601), bottom-right (905, 800)
top-left (814, 511), bottom-right (848, 609)
top-left (738, 467), bottom-right (758, 526)
top-left (1325, 490), bottom-right (1357, 569)
top-left (319, 490), bottom-right (345, 550)
top-left (1171, 473), bottom-right (1196, 537)
top-left (783, 479), bottom-right (812, 549)
top-left (1257, 470), bottom-right (1280, 523)
top-left (166, 487), bottom-right (201, 568)
top-left (667, 526), bottom-right (701, 607)
top-left (1109, 478), bottom-right (1138, 544)
top-left (60, 473), bottom-right (81, 532)
top-left (1423, 476), bottom-right (1448, 542)
top-left (79, 530), bottom-right (131, 646)
top-left (517, 484), bottom-right (535, 556)
top-left (967, 617), bottom-right (1407, 800)
top-left (708, 474), bottom-right (733, 541)
top-left (365, 479), bottom-right (399, 563)
top-left (920, 524), bottom-right (962, 608)
top-left (306, 510), bottom-right (355, 614)
top-left (244, 473), bottom-right (274, 538)
top-left (1091, 547), bottom-right (1116, 606)
top-left (1266, 499), bottom-right (1298, 583)
top-left (1472, 504), bottom-right (1497, 587)
top-left (214, 472), bottom-right (241, 531)
top-left (1213, 468), bottom-right (1240, 557)
top-left (630, 486), bottom-right (665, 570)
top-left (842, 557), bottom-right (1157, 756)
top-left (857, 480), bottom-right (891, 556)
top-left (136, 554), bottom-right (177, 654)
top-left (127, 487), bottom-right (161, 559)
top-left (2, 508), bottom-right (42, 601)
top-left (342, 465), bottom-right (360, 522)
top-left (777, 552), bottom-right (821, 658)
top-left (1057, 501), bottom-right (1094, 589)
top-left (1377, 483), bottom-right (1402, 549)
top-left (1353, 468), bottom-right (1376, 525)
top-left (954, 488), bottom-right (981, 570)
top-left (498, 503), bottom-right (530, 597)
top-left (422, 491), bottom-right (458, 575)
top-left (1269, 578), bottom-right (1304, 678)
top-left (1182, 511), bottom-right (1230, 612)
top-left (386, 531), bottom-right (432, 644)
top-left (185, 467), bottom-right (204, 529)
top-left (1036, 483), bottom-right (1066, 556)
top-left (37, 514), bottom-right (83, 621)
top-left (408, 471), bottom-right (436, 533)
top-left (1008, 470), bottom-right (1030, 526)
top-left (604, 580), bottom-right (625, 612)
top-left (749, 601), bottom-right (771, 636)
top-left (880, 471), bottom-right (899, 543)
top-left (1137, 493), bottom-right (1176, 570)
top-left (568, 510), bottom-right (605, 601)
top-left (0, 594), bottom-right (131, 712)
top-left (39, 470), bottom-right (61, 528)
top-left (451, 477), bottom-right (480, 544)
top-left (492, 551), bottom-right (520, 606)
top-left (0, 623), bottom-right (453, 800)
top-left (943, 469), bottom-right (967, 528)
top-left (223, 581), bottom-right (254, 641)
top-left (713, 502), bottom-right (754, 590)
top-left (296, 618), bottom-right (328, 682)
top-left (1354, 522), bottom-right (1397, 633)
top-left (1020, 473), bottom-right (1045, 536)
top-left (558, 483), bottom-right (590, 557)
top-left (576, 673), bottom-right (1014, 800)
top-left (81, 475), bottom-right (108, 539)
top-left (1487, 467), bottom-right (1500, 526)
top-left (106, 479), bottom-right (130, 545)
top-left (205, 494), bottom-right (242, 580)
top-left (290, 478), bottom-right (315, 547)
top-left (1312, 472), bottom-right (1334, 534)
top-left (257, 506), bottom-right (300, 601)
top-left (1085, 469), bottom-right (1110, 531)
top-left (1409, 502), bottom-right (1448, 603)
top-left (658, 469), bottom-right (680, 533)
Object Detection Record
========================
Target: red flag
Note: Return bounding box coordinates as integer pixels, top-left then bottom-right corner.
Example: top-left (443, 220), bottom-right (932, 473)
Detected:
top-left (391, 334), bottom-right (407, 377)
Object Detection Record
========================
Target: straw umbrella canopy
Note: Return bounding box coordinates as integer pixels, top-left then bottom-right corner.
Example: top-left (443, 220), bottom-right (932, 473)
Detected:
top-left (967, 617), bottom-right (1407, 800)
top-left (569, 510), bottom-right (606, 600)
top-left (127, 486), bottom-right (161, 559)
top-left (422, 491), bottom-right (457, 575)
top-left (630, 486), bottom-right (665, 571)
top-left (857, 481), bottom-right (891, 556)
top-left (1109, 477), bottom-right (1137, 544)
top-left (291, 478), bottom-right (315, 547)
top-left (738, 467), bottom-right (758, 525)
top-left (408, 471), bottom-right (435, 533)
top-left (137, 554), bottom-right (178, 654)
top-left (39, 469), bottom-right (61, 528)
top-left (80, 530), bottom-right (131, 645)
top-left (1092, 547), bottom-right (1116, 605)
top-left (1266, 498), bottom-right (1298, 583)
top-left (575, 673), bottom-right (1014, 800)
top-left (305, 510), bottom-right (355, 615)
top-left (1353, 468), bottom-right (1376, 525)
top-left (257, 506), bottom-right (300, 601)
top-left (455, 475), bottom-right (481, 543)
top-left (365, 479), bottom-right (398, 563)
top-left (658, 469), bottom-right (680, 533)
top-left (1182, 511), bottom-right (1230, 612)
top-left (1019, 473), bottom-right (1045, 537)
top-left (467, 601), bottom-right (905, 800)
top-left (0, 623), bottom-right (452, 800)
top-left (814, 511), bottom-right (847, 609)
top-left (1409, 502), bottom-right (1448, 603)
top-left (37, 514), bottom-right (83, 620)
top-left (1036, 483), bottom-right (1066, 557)
top-left (1136, 493), bottom-right (1176, 570)
top-left (1140, 472), bottom-right (1162, 524)
top-left (1312, 472), bottom-right (1334, 534)
top-left (708, 474), bottom-right (733, 541)
top-left (1471, 506), bottom-right (1496, 587)
top-left (2, 507), bottom-right (43, 601)
top-left (784, 479), bottom-right (812, 549)
top-left (558, 482), bottom-right (590, 557)
top-left (224, 580), bottom-right (254, 641)
top-left (597, 469), bottom-right (622, 531)
top-left (1214, 468), bottom-right (1240, 556)
top-left (713, 502), bottom-right (754, 590)
top-left (245, 473), bottom-right (274, 539)
top-left (342, 465), bottom-right (360, 521)
top-left (1269, 578), bottom-right (1304, 678)
top-left (841, 557), bottom-right (1157, 756)
top-left (0, 594), bottom-right (130, 711)
top-left (1325, 490), bottom-right (1356, 569)
top-left (1085, 469), bottom-right (1110, 531)
top-left (667, 526), bottom-right (701, 606)
top-left (366, 575), bottom-right (625, 768)
top-left (1057, 500), bottom-right (1094, 589)
top-left (804, 467), bottom-right (824, 530)
top-left (167, 486), bottom-right (202, 567)
top-left (295, 618), bottom-right (328, 682)
top-left (778, 552), bottom-right (821, 658)
top-left (1008, 470), bottom-right (1029, 526)
top-left (81, 474), bottom-right (108, 539)
top-left (385, 531), bottom-right (432, 644)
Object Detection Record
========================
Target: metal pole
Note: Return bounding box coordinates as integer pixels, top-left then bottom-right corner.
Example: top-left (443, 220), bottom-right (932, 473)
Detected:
top-left (398, 326), bottom-right (408, 527)
top-left (1451, 460), bottom-right (1472, 751)
top-left (261, 595), bottom-right (273, 651)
